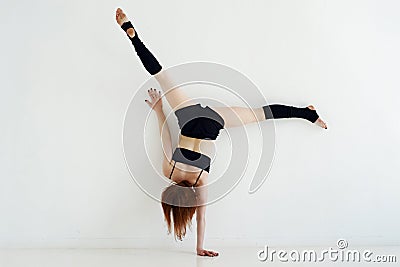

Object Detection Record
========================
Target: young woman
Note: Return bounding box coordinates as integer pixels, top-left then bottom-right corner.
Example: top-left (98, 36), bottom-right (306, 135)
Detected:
top-left (116, 8), bottom-right (327, 257)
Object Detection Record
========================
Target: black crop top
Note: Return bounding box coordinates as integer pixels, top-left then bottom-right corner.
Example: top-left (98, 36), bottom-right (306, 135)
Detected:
top-left (169, 148), bottom-right (211, 186)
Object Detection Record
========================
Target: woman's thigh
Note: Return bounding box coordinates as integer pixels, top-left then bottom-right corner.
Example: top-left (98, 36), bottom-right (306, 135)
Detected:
top-left (154, 71), bottom-right (196, 111)
top-left (212, 106), bottom-right (265, 128)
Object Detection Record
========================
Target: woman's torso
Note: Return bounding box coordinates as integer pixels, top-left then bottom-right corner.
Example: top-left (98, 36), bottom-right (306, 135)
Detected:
top-left (167, 103), bottom-right (225, 185)
top-left (167, 134), bottom-right (215, 184)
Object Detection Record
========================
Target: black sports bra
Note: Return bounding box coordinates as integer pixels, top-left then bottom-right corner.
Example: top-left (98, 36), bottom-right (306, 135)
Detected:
top-left (169, 147), bottom-right (211, 186)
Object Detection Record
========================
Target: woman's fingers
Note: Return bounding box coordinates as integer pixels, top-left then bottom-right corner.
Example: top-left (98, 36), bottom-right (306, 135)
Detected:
top-left (144, 99), bottom-right (153, 108)
top-left (146, 88), bottom-right (163, 110)
top-left (148, 88), bottom-right (158, 99)
top-left (207, 250), bottom-right (218, 257)
top-left (147, 88), bottom-right (162, 99)
top-left (197, 249), bottom-right (218, 257)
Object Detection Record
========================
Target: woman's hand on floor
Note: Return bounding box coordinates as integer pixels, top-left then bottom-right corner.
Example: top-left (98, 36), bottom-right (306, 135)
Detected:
top-left (145, 88), bottom-right (163, 112)
top-left (197, 248), bottom-right (219, 257)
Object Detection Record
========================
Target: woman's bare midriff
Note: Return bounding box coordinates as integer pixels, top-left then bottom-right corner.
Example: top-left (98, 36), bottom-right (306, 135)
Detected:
top-left (177, 134), bottom-right (215, 158)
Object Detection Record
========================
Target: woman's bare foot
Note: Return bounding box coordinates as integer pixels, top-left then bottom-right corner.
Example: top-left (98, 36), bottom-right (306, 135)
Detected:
top-left (307, 105), bottom-right (328, 129)
top-left (116, 8), bottom-right (136, 38)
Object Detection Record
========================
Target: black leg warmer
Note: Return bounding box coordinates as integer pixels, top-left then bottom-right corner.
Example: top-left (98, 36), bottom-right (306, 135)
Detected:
top-left (121, 21), bottom-right (162, 75)
top-left (262, 104), bottom-right (319, 123)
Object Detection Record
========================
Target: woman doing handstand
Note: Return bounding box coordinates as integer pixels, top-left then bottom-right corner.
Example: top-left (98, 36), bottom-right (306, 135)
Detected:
top-left (116, 8), bottom-right (327, 257)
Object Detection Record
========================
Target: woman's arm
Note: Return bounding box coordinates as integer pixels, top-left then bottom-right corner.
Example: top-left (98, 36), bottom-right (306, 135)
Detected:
top-left (196, 205), bottom-right (207, 254)
top-left (195, 179), bottom-right (219, 257)
top-left (145, 88), bottom-right (173, 175)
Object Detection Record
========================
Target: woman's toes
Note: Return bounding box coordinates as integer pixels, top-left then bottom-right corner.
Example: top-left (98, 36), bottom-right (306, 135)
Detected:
top-left (116, 8), bottom-right (127, 25)
top-left (315, 118), bottom-right (328, 129)
top-left (307, 105), bottom-right (327, 129)
top-left (116, 8), bottom-right (124, 18)
top-left (115, 8), bottom-right (135, 37)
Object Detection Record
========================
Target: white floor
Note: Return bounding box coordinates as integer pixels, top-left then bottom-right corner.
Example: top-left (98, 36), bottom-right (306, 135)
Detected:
top-left (0, 247), bottom-right (398, 267)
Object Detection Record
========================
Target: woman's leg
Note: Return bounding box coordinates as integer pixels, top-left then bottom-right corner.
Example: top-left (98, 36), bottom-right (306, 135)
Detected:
top-left (116, 8), bottom-right (195, 111)
top-left (213, 104), bottom-right (327, 129)
top-left (212, 106), bottom-right (265, 128)
top-left (153, 71), bottom-right (196, 111)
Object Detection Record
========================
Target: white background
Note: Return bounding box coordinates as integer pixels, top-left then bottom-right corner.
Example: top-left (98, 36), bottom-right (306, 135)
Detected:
top-left (0, 0), bottom-right (399, 248)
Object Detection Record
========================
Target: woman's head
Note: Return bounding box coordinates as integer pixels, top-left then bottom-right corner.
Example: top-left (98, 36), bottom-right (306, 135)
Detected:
top-left (161, 180), bottom-right (198, 240)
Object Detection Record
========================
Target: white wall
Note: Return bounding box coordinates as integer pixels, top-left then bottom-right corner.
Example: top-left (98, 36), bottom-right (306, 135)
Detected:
top-left (0, 0), bottom-right (399, 248)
